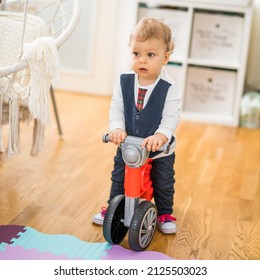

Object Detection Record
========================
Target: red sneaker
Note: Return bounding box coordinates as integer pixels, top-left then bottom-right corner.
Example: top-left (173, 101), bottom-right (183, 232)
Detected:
top-left (157, 214), bottom-right (177, 234)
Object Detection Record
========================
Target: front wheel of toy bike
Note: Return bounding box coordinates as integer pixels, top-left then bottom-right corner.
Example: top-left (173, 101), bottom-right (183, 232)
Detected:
top-left (128, 201), bottom-right (157, 251)
top-left (103, 194), bottom-right (128, 244)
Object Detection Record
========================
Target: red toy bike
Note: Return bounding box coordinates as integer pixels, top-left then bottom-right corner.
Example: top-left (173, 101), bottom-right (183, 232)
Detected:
top-left (102, 134), bottom-right (169, 251)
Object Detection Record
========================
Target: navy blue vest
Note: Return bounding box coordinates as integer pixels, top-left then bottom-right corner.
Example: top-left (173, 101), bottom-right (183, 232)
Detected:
top-left (120, 73), bottom-right (172, 157)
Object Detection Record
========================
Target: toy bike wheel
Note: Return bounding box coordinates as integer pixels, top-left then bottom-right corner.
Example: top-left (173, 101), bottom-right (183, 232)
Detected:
top-left (103, 194), bottom-right (128, 244)
top-left (128, 201), bottom-right (157, 251)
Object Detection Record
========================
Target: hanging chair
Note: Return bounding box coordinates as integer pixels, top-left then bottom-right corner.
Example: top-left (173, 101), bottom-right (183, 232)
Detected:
top-left (0, 0), bottom-right (80, 157)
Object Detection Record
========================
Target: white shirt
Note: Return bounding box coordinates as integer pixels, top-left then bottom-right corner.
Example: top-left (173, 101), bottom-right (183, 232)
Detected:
top-left (109, 69), bottom-right (182, 157)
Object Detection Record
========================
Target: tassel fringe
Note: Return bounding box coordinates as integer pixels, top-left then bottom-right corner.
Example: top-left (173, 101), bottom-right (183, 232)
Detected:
top-left (7, 98), bottom-right (20, 156)
top-left (31, 119), bottom-right (45, 156)
top-left (0, 93), bottom-right (5, 153)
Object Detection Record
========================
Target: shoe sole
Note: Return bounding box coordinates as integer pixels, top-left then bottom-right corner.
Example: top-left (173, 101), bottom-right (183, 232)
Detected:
top-left (92, 218), bottom-right (104, 225)
top-left (157, 223), bottom-right (177, 234)
top-left (158, 228), bottom-right (177, 234)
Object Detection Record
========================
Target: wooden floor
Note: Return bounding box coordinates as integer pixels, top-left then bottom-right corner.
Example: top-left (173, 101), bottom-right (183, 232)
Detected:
top-left (0, 91), bottom-right (260, 260)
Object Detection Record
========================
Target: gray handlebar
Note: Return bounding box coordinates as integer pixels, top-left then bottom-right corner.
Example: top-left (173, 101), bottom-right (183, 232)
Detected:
top-left (102, 133), bottom-right (170, 154)
top-left (102, 133), bottom-right (110, 143)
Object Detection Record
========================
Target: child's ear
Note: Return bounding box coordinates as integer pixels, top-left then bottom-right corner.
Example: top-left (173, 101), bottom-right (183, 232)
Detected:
top-left (164, 52), bottom-right (170, 64)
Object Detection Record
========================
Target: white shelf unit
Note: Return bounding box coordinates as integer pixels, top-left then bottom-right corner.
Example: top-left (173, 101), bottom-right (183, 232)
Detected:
top-left (137, 1), bottom-right (253, 126)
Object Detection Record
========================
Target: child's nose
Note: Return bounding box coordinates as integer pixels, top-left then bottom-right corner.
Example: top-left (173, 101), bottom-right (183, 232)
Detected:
top-left (139, 56), bottom-right (147, 63)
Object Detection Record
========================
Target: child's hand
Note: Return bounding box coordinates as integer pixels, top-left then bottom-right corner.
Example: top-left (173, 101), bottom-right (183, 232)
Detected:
top-left (109, 129), bottom-right (127, 145)
top-left (142, 133), bottom-right (168, 152)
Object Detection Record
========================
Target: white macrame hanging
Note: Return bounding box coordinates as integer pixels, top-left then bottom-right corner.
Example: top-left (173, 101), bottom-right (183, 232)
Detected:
top-left (22, 36), bottom-right (60, 125)
top-left (0, 0), bottom-right (80, 157)
top-left (0, 1), bottom-right (59, 156)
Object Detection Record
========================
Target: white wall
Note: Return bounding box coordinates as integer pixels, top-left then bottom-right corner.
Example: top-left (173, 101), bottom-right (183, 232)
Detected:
top-left (246, 0), bottom-right (260, 90)
top-left (58, 0), bottom-right (119, 96)
top-left (58, 0), bottom-right (95, 73)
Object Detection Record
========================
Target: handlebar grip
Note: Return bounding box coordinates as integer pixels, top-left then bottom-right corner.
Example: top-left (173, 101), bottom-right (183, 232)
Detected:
top-left (162, 144), bottom-right (170, 154)
top-left (102, 133), bottom-right (110, 143)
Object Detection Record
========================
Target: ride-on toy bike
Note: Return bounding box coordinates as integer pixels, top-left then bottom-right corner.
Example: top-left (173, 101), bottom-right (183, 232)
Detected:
top-left (102, 134), bottom-right (169, 251)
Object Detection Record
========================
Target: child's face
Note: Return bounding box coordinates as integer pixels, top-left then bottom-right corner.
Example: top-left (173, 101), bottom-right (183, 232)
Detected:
top-left (130, 38), bottom-right (170, 86)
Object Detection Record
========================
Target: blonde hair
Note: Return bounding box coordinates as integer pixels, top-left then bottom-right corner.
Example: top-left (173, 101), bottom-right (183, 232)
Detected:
top-left (130, 18), bottom-right (174, 55)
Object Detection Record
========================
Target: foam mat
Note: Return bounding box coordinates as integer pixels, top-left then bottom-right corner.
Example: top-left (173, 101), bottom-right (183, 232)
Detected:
top-left (0, 225), bottom-right (173, 260)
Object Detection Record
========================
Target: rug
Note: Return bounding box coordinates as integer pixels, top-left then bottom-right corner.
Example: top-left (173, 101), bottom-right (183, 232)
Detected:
top-left (0, 225), bottom-right (173, 260)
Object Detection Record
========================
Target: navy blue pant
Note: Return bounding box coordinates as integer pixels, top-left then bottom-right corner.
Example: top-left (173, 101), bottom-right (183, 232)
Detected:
top-left (108, 147), bottom-right (176, 216)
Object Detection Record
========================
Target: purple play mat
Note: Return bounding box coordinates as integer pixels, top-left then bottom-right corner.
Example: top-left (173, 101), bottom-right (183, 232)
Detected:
top-left (0, 225), bottom-right (173, 260)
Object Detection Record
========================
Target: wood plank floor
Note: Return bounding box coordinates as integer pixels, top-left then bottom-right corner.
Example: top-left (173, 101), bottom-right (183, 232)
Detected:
top-left (0, 91), bottom-right (260, 260)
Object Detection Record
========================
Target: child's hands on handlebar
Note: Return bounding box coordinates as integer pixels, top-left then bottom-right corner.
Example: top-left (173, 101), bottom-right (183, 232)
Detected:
top-left (142, 133), bottom-right (168, 152)
top-left (109, 129), bottom-right (127, 145)
top-left (109, 130), bottom-right (168, 152)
